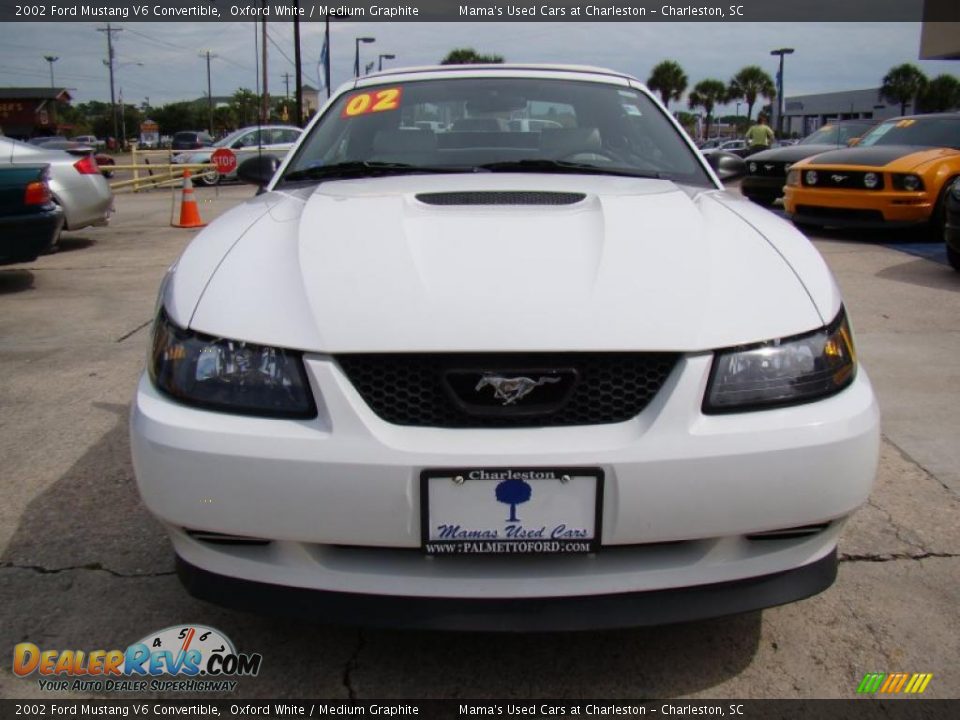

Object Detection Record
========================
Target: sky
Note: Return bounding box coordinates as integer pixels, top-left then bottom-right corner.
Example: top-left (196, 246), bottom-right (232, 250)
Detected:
top-left (1, 20), bottom-right (957, 117)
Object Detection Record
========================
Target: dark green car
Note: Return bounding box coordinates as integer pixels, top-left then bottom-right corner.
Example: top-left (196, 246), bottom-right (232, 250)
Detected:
top-left (0, 164), bottom-right (64, 264)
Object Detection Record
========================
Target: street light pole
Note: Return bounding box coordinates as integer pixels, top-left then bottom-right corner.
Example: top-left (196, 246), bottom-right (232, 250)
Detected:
top-left (378, 53), bottom-right (396, 72)
top-left (44, 55), bottom-right (59, 89)
top-left (354, 37), bottom-right (375, 78)
top-left (770, 47), bottom-right (794, 137)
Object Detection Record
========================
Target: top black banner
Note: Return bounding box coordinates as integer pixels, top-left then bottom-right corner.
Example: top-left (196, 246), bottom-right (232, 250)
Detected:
top-left (3, 0), bottom-right (960, 23)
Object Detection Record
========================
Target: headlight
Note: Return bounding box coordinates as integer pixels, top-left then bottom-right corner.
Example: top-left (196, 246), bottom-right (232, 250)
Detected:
top-left (149, 311), bottom-right (316, 418)
top-left (863, 172), bottom-right (879, 189)
top-left (748, 162), bottom-right (758, 174)
top-left (892, 174), bottom-right (924, 192)
top-left (704, 310), bottom-right (856, 413)
top-left (804, 170), bottom-right (818, 186)
top-left (786, 169), bottom-right (800, 186)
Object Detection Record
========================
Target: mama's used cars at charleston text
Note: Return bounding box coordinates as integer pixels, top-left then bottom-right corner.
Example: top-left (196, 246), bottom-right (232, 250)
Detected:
top-left (131, 65), bottom-right (880, 630)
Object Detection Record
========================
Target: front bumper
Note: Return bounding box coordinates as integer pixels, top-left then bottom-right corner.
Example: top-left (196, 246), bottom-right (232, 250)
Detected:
top-left (177, 549), bottom-right (838, 631)
top-left (131, 352), bottom-right (879, 620)
top-left (784, 185), bottom-right (932, 228)
top-left (740, 175), bottom-right (786, 200)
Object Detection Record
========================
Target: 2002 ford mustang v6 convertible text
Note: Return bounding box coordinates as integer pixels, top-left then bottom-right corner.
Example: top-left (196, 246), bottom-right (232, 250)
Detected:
top-left (130, 65), bottom-right (880, 631)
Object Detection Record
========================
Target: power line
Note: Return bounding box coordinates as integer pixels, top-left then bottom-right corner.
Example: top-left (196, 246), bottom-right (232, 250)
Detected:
top-left (265, 29), bottom-right (296, 70)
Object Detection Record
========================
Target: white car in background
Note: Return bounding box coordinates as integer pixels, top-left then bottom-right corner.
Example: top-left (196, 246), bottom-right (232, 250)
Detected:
top-left (173, 125), bottom-right (303, 185)
top-left (131, 65), bottom-right (879, 631)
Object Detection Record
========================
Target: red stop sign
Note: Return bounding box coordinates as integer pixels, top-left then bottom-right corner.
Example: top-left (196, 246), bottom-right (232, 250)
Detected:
top-left (211, 148), bottom-right (237, 175)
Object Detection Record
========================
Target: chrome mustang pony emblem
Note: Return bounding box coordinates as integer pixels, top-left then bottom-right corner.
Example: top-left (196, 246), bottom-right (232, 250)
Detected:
top-left (831, 174), bottom-right (848, 183)
top-left (475, 375), bottom-right (562, 406)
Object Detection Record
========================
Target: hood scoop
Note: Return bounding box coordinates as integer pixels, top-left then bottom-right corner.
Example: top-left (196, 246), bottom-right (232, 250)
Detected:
top-left (416, 191), bottom-right (586, 206)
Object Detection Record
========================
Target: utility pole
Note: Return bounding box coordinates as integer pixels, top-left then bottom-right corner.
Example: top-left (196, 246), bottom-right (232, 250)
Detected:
top-left (97, 23), bottom-right (122, 144)
top-left (260, 8), bottom-right (269, 123)
top-left (281, 72), bottom-right (292, 98)
top-left (293, 3), bottom-right (303, 127)
top-left (44, 55), bottom-right (59, 89)
top-left (199, 50), bottom-right (217, 133)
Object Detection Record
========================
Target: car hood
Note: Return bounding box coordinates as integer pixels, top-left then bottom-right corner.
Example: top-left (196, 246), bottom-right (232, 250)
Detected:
top-left (803, 145), bottom-right (959, 170)
top-left (174, 174), bottom-right (835, 353)
top-left (747, 144), bottom-right (843, 163)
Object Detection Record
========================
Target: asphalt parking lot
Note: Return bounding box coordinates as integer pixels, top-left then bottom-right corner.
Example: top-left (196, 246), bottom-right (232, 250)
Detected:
top-left (1, 184), bottom-right (958, 700)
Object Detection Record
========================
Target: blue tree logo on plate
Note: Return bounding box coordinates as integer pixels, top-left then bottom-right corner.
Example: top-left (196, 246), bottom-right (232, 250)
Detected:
top-left (495, 478), bottom-right (532, 522)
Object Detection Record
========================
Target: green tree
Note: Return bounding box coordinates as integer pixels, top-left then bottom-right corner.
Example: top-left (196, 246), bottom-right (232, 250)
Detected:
top-left (688, 79), bottom-right (728, 139)
top-left (152, 101), bottom-right (204, 136)
top-left (440, 48), bottom-right (504, 65)
top-left (917, 74), bottom-right (960, 113)
top-left (727, 65), bottom-right (776, 122)
top-left (230, 88), bottom-right (260, 127)
top-left (880, 63), bottom-right (928, 115)
top-left (647, 60), bottom-right (688, 109)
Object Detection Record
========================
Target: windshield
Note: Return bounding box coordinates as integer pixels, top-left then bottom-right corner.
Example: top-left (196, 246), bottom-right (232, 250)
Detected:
top-left (282, 77), bottom-right (711, 186)
top-left (857, 116), bottom-right (960, 149)
top-left (800, 122), bottom-right (871, 146)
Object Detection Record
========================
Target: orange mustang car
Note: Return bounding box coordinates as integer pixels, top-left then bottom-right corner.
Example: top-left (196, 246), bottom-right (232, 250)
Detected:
top-left (784, 113), bottom-right (960, 237)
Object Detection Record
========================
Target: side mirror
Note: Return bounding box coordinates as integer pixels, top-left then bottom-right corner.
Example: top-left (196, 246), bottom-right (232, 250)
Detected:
top-left (847, 137), bottom-right (861, 147)
top-left (237, 155), bottom-right (280, 188)
top-left (706, 151), bottom-right (747, 182)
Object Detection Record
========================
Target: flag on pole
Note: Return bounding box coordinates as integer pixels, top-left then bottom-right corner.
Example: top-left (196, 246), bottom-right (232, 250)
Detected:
top-left (317, 34), bottom-right (329, 93)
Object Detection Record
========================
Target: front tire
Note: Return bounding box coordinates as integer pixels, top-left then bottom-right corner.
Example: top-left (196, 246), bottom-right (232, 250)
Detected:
top-left (198, 170), bottom-right (220, 187)
top-left (947, 244), bottom-right (960, 272)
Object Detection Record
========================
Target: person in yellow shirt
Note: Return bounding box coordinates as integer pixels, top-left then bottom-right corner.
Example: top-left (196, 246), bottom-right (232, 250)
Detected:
top-left (745, 114), bottom-right (776, 150)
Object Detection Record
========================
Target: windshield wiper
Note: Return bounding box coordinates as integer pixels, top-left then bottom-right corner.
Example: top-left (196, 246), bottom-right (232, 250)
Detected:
top-left (478, 159), bottom-right (663, 179)
top-left (282, 161), bottom-right (483, 183)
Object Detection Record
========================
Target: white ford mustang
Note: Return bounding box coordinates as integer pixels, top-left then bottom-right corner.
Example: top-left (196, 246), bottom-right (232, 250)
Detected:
top-left (131, 65), bottom-right (880, 630)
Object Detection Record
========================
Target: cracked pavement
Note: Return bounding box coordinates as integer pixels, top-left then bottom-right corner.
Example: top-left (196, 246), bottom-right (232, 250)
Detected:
top-left (1, 187), bottom-right (958, 700)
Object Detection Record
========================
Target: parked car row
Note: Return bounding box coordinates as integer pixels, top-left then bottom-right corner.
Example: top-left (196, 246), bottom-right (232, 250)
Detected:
top-left (1, 135), bottom-right (113, 257)
top-left (741, 119), bottom-right (875, 206)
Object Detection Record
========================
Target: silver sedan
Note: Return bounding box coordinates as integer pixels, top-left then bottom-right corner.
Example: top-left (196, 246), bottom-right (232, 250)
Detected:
top-left (1, 137), bottom-right (113, 233)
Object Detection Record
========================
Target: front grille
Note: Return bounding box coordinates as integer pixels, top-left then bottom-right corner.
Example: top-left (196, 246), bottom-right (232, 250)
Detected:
top-left (336, 353), bottom-right (680, 428)
top-left (802, 170), bottom-right (884, 190)
top-left (796, 206), bottom-right (885, 223)
top-left (416, 191), bottom-right (586, 206)
top-left (748, 160), bottom-right (786, 177)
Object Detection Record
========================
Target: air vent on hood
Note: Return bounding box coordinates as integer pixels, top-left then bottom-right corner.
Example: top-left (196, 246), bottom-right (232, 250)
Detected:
top-left (416, 191), bottom-right (586, 206)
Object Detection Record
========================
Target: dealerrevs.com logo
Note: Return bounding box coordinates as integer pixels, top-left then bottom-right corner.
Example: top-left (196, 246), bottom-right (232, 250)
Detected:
top-left (13, 625), bottom-right (262, 693)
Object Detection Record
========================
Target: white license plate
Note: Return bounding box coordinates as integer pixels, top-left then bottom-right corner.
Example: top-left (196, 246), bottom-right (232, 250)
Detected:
top-left (420, 468), bottom-right (603, 555)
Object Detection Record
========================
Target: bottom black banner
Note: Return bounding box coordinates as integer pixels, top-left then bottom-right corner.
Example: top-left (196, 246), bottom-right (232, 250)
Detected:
top-left (0, 700), bottom-right (956, 720)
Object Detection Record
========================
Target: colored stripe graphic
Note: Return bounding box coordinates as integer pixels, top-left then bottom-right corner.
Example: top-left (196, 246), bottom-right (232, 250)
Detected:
top-left (857, 673), bottom-right (885, 693)
top-left (857, 672), bottom-right (933, 694)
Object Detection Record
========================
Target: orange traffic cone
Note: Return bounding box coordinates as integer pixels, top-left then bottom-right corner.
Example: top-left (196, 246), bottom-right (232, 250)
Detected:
top-left (172, 170), bottom-right (206, 228)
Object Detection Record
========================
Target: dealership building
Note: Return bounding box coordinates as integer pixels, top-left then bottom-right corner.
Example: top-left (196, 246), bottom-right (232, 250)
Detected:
top-left (780, 89), bottom-right (902, 138)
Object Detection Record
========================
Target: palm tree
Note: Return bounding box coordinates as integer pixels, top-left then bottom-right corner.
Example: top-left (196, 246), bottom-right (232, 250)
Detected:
top-left (728, 66), bottom-right (776, 123)
top-left (440, 48), bottom-right (504, 65)
top-left (647, 60), bottom-right (688, 109)
top-left (880, 64), bottom-right (928, 115)
top-left (688, 79), bottom-right (728, 139)
top-left (917, 74), bottom-right (960, 113)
